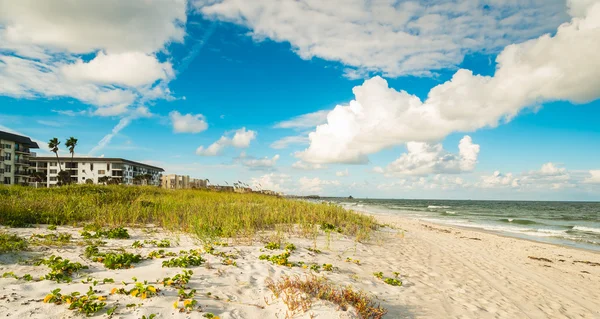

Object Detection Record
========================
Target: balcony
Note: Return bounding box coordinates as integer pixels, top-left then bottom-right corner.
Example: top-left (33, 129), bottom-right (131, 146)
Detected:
top-left (15, 159), bottom-right (31, 166)
top-left (15, 147), bottom-right (31, 154)
top-left (14, 170), bottom-right (30, 177)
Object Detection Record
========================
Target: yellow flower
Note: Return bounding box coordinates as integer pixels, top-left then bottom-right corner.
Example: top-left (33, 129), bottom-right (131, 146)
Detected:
top-left (130, 289), bottom-right (139, 297)
top-left (183, 299), bottom-right (192, 307)
top-left (43, 294), bottom-right (53, 303)
top-left (147, 286), bottom-right (156, 293)
top-left (98, 296), bottom-right (106, 301)
top-left (167, 280), bottom-right (174, 286)
top-left (173, 300), bottom-right (179, 309)
top-left (302, 265), bottom-right (308, 269)
top-left (110, 288), bottom-right (117, 295)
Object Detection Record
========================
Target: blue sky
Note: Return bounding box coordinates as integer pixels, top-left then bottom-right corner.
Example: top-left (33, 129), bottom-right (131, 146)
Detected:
top-left (1, 0), bottom-right (600, 200)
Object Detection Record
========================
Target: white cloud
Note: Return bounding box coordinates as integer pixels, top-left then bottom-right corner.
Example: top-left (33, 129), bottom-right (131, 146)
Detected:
top-left (377, 136), bottom-right (479, 176)
top-left (197, 0), bottom-right (567, 77)
top-left (292, 161), bottom-right (326, 170)
top-left (297, 4), bottom-right (600, 164)
top-left (478, 162), bottom-right (573, 190)
top-left (583, 170), bottom-right (600, 184)
top-left (378, 175), bottom-right (467, 191)
top-left (270, 135), bottom-right (309, 149)
top-left (0, 0), bottom-right (186, 55)
top-left (251, 173), bottom-right (290, 192)
top-left (274, 110), bottom-right (330, 129)
top-left (336, 169), bottom-right (349, 177)
top-left (298, 177), bottom-right (340, 194)
top-left (61, 52), bottom-right (174, 88)
top-left (479, 171), bottom-right (520, 189)
top-left (241, 154), bottom-right (280, 169)
top-left (0, 0), bottom-right (186, 115)
top-left (196, 127), bottom-right (257, 156)
top-left (170, 111), bottom-right (208, 134)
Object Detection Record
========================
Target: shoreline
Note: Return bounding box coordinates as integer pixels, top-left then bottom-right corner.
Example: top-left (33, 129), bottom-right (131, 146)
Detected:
top-left (345, 203), bottom-right (600, 254)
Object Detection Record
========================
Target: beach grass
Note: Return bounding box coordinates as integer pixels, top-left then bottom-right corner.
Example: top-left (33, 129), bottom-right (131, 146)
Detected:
top-left (0, 185), bottom-right (377, 241)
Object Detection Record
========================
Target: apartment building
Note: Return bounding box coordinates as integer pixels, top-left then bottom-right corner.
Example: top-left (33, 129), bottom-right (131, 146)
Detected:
top-left (161, 174), bottom-right (208, 189)
top-left (30, 157), bottom-right (164, 187)
top-left (0, 131), bottom-right (39, 186)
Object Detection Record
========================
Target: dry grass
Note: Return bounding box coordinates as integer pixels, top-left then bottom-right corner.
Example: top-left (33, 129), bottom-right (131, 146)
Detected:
top-left (0, 185), bottom-right (377, 241)
top-left (266, 275), bottom-right (387, 319)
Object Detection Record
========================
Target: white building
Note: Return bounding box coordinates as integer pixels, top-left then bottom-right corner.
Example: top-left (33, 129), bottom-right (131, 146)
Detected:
top-left (0, 131), bottom-right (39, 186)
top-left (30, 157), bottom-right (164, 187)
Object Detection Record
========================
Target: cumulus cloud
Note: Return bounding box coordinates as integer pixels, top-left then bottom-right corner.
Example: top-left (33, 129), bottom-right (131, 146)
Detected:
top-left (336, 169), bottom-right (349, 177)
top-left (196, 127), bottom-right (257, 156)
top-left (274, 110), bottom-right (330, 129)
top-left (240, 154), bottom-right (280, 170)
top-left (270, 135), bottom-right (309, 150)
top-left (298, 177), bottom-right (340, 194)
top-left (0, 0), bottom-right (186, 115)
top-left (292, 161), bottom-right (326, 170)
top-left (170, 111), bottom-right (208, 133)
top-left (376, 136), bottom-right (479, 176)
top-left (196, 0), bottom-right (567, 77)
top-left (61, 52), bottom-right (174, 87)
top-left (251, 173), bottom-right (290, 192)
top-left (297, 3), bottom-right (600, 164)
top-left (478, 162), bottom-right (573, 190)
top-left (378, 175), bottom-right (467, 191)
top-left (583, 170), bottom-right (600, 184)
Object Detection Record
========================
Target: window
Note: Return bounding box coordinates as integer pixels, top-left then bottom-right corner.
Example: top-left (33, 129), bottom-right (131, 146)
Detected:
top-left (50, 162), bottom-right (57, 166)
top-left (49, 177), bottom-right (57, 182)
top-left (91, 163), bottom-right (94, 170)
top-left (3, 177), bottom-right (10, 184)
top-left (4, 165), bottom-right (10, 173)
top-left (107, 163), bottom-right (110, 170)
top-left (4, 144), bottom-right (11, 149)
top-left (4, 153), bottom-right (10, 160)
top-left (50, 169), bottom-right (57, 174)
top-left (98, 170), bottom-right (106, 175)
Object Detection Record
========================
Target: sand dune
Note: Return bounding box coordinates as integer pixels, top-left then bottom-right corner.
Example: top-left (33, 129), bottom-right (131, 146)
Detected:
top-left (1, 213), bottom-right (599, 318)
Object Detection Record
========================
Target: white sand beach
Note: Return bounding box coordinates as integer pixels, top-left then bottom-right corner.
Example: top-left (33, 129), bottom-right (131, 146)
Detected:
top-left (1, 212), bottom-right (599, 319)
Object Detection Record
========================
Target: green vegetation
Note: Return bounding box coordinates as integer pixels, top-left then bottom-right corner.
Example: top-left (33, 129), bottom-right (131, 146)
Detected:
top-left (266, 275), bottom-right (387, 319)
top-left (0, 185), bottom-right (376, 241)
top-left (84, 245), bottom-right (142, 269)
top-left (81, 226), bottom-right (130, 239)
top-left (161, 270), bottom-right (193, 288)
top-left (0, 231), bottom-right (27, 253)
top-left (373, 272), bottom-right (402, 286)
top-left (35, 255), bottom-right (88, 283)
top-left (111, 282), bottom-right (159, 299)
top-left (259, 251), bottom-right (293, 267)
top-left (148, 249), bottom-right (177, 259)
top-left (264, 242), bottom-right (280, 250)
top-left (162, 254), bottom-right (205, 268)
top-left (43, 287), bottom-right (107, 316)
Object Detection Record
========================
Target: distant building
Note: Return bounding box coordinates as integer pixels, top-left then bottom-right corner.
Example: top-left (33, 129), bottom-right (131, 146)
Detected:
top-left (0, 131), bottom-right (39, 186)
top-left (208, 185), bottom-right (234, 192)
top-left (161, 174), bottom-right (208, 189)
top-left (30, 157), bottom-right (164, 187)
top-left (234, 187), bottom-right (253, 194)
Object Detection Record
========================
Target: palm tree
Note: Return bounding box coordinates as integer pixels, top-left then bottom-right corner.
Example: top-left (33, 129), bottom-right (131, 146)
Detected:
top-left (48, 137), bottom-right (61, 171)
top-left (30, 171), bottom-right (46, 188)
top-left (65, 137), bottom-right (78, 180)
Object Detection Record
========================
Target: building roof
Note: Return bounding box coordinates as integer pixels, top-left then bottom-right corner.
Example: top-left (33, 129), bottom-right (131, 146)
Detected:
top-left (0, 130), bottom-right (39, 148)
top-left (30, 157), bottom-right (164, 171)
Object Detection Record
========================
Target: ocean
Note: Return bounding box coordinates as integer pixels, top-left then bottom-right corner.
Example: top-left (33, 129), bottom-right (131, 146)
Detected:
top-left (328, 198), bottom-right (600, 252)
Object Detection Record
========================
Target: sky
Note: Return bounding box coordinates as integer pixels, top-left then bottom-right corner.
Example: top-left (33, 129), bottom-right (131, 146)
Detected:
top-left (1, 0), bottom-right (600, 200)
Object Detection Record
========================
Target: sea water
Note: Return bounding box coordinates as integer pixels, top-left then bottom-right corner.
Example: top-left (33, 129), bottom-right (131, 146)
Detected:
top-left (328, 198), bottom-right (600, 252)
